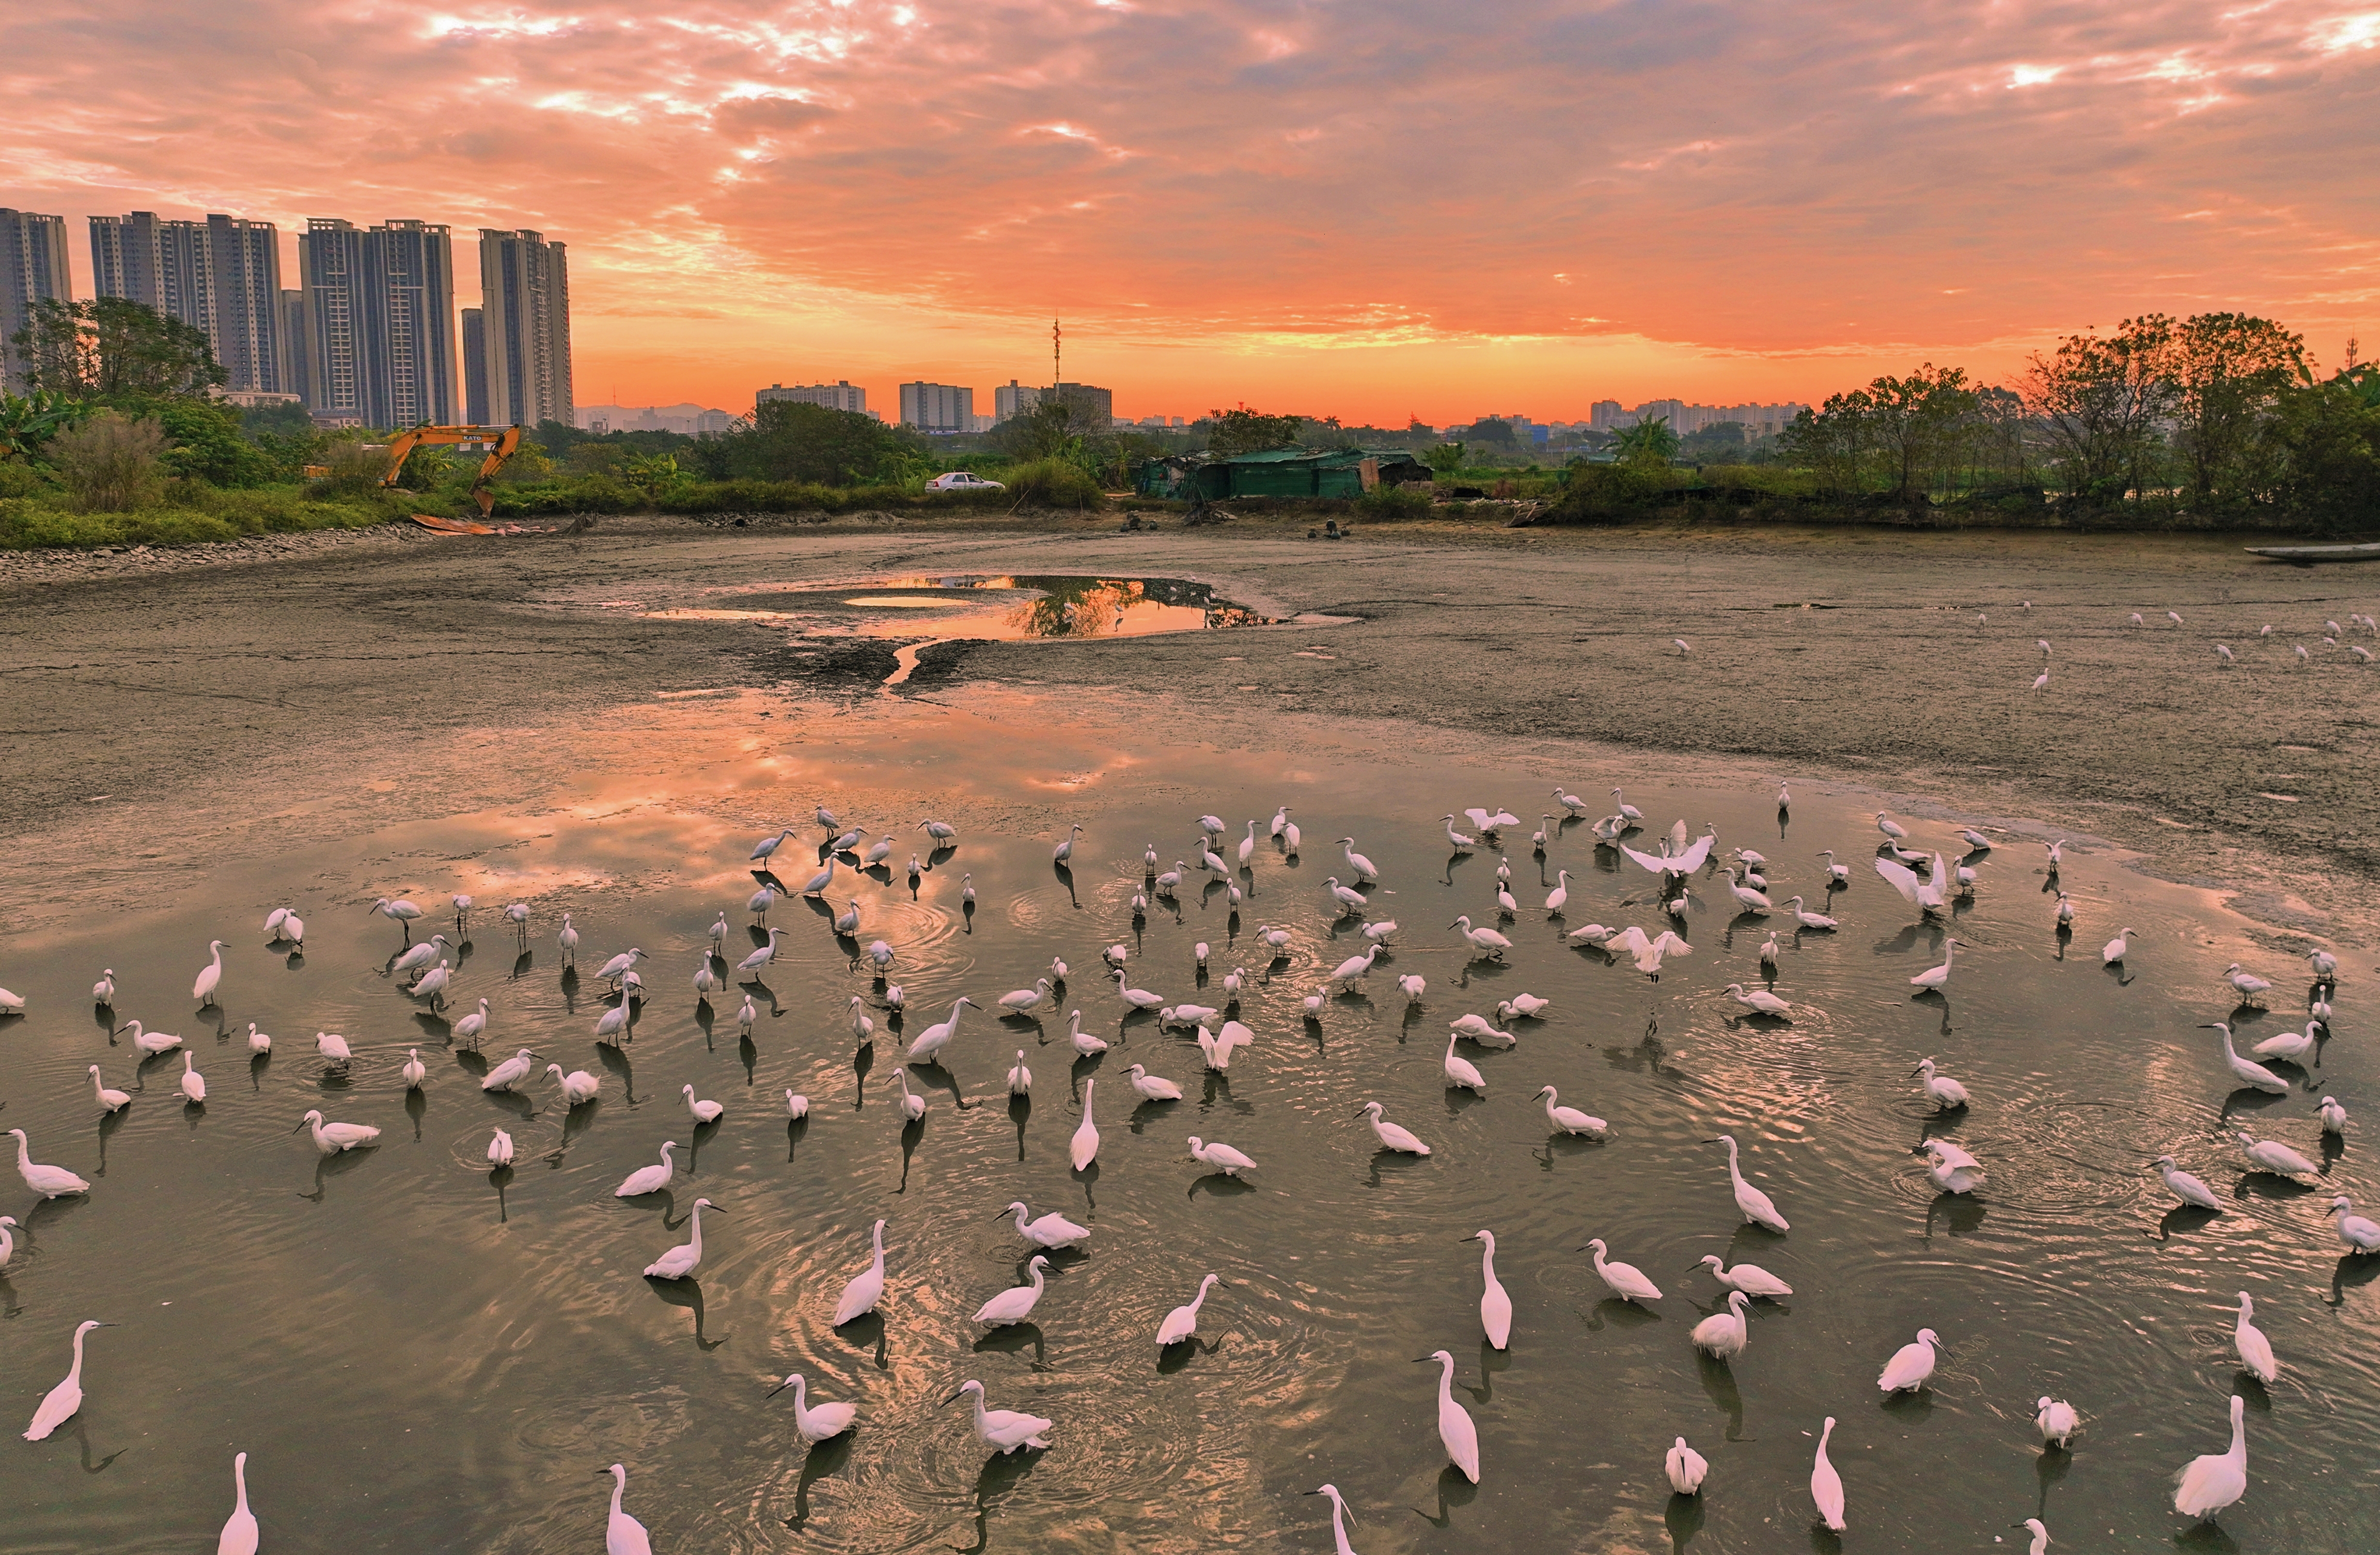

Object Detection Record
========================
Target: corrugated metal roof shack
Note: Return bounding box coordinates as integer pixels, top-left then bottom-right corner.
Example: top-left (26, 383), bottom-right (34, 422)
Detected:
top-left (1135, 448), bottom-right (1429, 499)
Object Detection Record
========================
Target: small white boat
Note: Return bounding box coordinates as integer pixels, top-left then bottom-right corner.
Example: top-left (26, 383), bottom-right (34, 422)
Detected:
top-left (2244, 542), bottom-right (2380, 563)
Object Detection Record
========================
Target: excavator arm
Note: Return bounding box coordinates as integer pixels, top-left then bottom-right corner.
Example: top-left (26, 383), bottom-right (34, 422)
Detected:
top-left (378, 424), bottom-right (526, 517)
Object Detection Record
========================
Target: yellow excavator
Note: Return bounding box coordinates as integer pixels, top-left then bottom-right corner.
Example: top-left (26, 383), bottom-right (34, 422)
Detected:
top-left (376, 424), bottom-right (525, 517)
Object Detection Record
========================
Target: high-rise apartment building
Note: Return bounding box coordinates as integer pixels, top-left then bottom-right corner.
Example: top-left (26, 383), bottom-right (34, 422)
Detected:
top-left (758, 380), bottom-right (868, 414)
top-left (993, 379), bottom-right (1040, 420)
top-left (276, 288), bottom-right (311, 407)
top-left (0, 208), bottom-right (73, 391)
top-left (898, 382), bottom-right (972, 432)
top-left (476, 229), bottom-right (572, 428)
top-left (298, 218), bottom-right (367, 419)
top-left (299, 218), bottom-right (460, 426)
top-left (89, 210), bottom-right (285, 392)
top-left (461, 308), bottom-right (487, 424)
top-left (993, 380), bottom-right (1111, 426)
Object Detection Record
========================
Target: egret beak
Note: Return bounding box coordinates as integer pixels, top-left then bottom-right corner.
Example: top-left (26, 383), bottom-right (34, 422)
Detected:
top-left (1699, 1137), bottom-right (1724, 1144)
top-left (289, 1119), bottom-right (308, 1133)
top-left (940, 1388), bottom-right (966, 1405)
top-left (765, 1377), bottom-right (795, 1399)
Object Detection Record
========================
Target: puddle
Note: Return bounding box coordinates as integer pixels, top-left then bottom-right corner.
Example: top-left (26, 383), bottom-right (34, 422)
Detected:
top-left (651, 574), bottom-right (1275, 645)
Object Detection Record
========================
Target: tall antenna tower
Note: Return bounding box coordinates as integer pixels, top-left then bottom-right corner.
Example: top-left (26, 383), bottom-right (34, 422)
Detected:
top-left (1052, 317), bottom-right (1062, 388)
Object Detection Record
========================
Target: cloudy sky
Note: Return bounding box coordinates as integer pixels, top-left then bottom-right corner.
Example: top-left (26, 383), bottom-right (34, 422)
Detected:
top-left (5, 1), bottom-right (2375, 421)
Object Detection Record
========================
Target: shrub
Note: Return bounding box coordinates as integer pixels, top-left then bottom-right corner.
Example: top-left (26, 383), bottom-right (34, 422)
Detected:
top-left (1355, 483), bottom-right (1431, 519)
top-left (311, 439), bottom-right (388, 497)
top-left (49, 412), bottom-right (168, 511)
top-left (1000, 459), bottom-right (1107, 510)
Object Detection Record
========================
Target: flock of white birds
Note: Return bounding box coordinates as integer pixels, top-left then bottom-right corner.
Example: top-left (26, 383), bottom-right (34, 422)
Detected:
top-left (0, 774), bottom-right (2357, 1554)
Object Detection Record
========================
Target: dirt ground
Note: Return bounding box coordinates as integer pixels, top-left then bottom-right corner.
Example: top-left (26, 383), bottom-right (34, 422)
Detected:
top-left (3, 511), bottom-right (2373, 952)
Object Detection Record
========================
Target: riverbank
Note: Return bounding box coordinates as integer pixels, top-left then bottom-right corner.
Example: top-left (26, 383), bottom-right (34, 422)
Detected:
top-left (2, 518), bottom-right (2370, 954)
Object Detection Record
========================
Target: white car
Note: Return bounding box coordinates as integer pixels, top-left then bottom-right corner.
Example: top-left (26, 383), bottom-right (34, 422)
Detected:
top-left (926, 471), bottom-right (1006, 491)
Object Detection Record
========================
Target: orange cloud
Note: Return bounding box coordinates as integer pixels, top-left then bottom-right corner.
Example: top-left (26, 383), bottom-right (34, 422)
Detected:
top-left (2, 0), bottom-right (2372, 422)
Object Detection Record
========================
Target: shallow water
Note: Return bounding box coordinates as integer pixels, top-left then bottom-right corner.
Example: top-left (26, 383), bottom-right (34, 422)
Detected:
top-left (1, 689), bottom-right (2372, 1554)
top-left (636, 574), bottom-right (1275, 644)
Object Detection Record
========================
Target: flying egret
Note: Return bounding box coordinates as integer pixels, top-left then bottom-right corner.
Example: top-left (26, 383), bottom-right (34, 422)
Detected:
top-left (1692, 1291), bottom-right (1751, 1359)
top-left (1124, 1063), bottom-right (1182, 1102)
top-left (1666, 1436), bottom-right (1709, 1494)
top-left (2102, 925), bottom-right (2136, 965)
top-left (1070, 1079), bottom-right (1101, 1169)
top-left (2173, 1394), bottom-right (2248, 1521)
top-left (614, 1142), bottom-right (678, 1198)
top-left (1909, 938), bottom-right (1961, 992)
top-left (601, 1463), bottom-right (651, 1555)
top-left (481, 1047), bottom-right (536, 1092)
top-left (2204, 1023), bottom-right (2288, 1093)
top-left (2229, 1291), bottom-right (2278, 1382)
top-left (644, 1197), bottom-right (720, 1280)
top-left (1913, 1057), bottom-right (1969, 1110)
top-left (832, 1219), bottom-right (888, 1324)
top-left (2235, 1129), bottom-right (2314, 1176)
top-left (10, 1129), bottom-right (88, 1199)
top-left (1006, 1049), bottom-right (1033, 1096)
top-left (999, 1200), bottom-right (1091, 1252)
top-left (454, 998), bottom-right (490, 1048)
top-left (1725, 982), bottom-right (1792, 1017)
top-left (945, 1378), bottom-right (1052, 1454)
top-left (24, 1320), bottom-right (115, 1441)
top-left (1583, 1237), bottom-right (1662, 1303)
top-left (2035, 1397), bottom-right (2078, 1448)
top-left (1358, 1100), bottom-right (1430, 1154)
top-left (1417, 1349), bottom-right (1480, 1482)
top-left (973, 1254), bottom-right (1051, 1327)
top-left (1443, 1036), bottom-right (1487, 1094)
top-left (87, 1065), bottom-right (131, 1113)
top-left (1693, 1254), bottom-right (1791, 1298)
top-left (117, 1019), bottom-right (183, 1057)
top-left (192, 939), bottom-right (225, 1008)
top-left (681, 1085), bottom-right (724, 1126)
top-left (295, 1110), bottom-right (378, 1155)
top-left (894, 1070), bottom-right (927, 1121)
top-left (1920, 1140), bottom-right (1987, 1195)
top-left (1876, 854), bottom-right (1953, 916)
top-left (488, 1127), bottom-right (514, 1168)
top-left (2328, 1196), bottom-right (2380, 1253)
top-left (1811, 1417), bottom-right (1846, 1531)
top-left (547, 1065), bottom-right (600, 1106)
top-left (1534, 1085), bottom-right (1606, 1138)
top-left (905, 997), bottom-right (976, 1063)
top-left (1187, 1136), bottom-right (1258, 1176)
top-left (2321, 1096), bottom-right (2349, 1136)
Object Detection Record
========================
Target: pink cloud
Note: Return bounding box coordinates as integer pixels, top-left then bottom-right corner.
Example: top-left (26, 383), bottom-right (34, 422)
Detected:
top-left (2, 0), bottom-right (2372, 420)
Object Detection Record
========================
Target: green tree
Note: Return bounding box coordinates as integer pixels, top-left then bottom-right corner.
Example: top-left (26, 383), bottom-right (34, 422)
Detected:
top-left (1423, 441), bottom-right (1466, 476)
top-left (1779, 402), bottom-right (1867, 498)
top-left (1612, 416), bottom-right (1680, 468)
top-left (0, 390), bottom-right (90, 462)
top-left (2167, 313), bottom-right (2303, 513)
top-left (1861, 364), bottom-right (1979, 502)
top-left (10, 296), bottom-right (225, 399)
top-left (992, 398), bottom-right (1089, 461)
top-left (1203, 405), bottom-right (1303, 458)
top-left (1465, 416), bottom-right (1520, 448)
top-left (2269, 376), bottom-right (2380, 536)
top-left (723, 400), bottom-right (920, 485)
top-left (2024, 316), bottom-right (2174, 506)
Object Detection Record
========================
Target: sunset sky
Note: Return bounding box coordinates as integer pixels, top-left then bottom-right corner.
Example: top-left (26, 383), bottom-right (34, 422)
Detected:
top-left (6, 1), bottom-right (2376, 424)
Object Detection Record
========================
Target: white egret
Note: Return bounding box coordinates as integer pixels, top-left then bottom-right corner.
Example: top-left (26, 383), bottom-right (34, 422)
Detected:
top-left (751, 826), bottom-right (797, 865)
top-left (833, 1219), bottom-right (888, 1324)
top-left (644, 1197), bottom-right (719, 1280)
top-left (1619, 829), bottom-right (1718, 879)
top-left (1161, 1000), bottom-right (1221, 1029)
top-left (1460, 1229), bottom-right (1513, 1347)
top-left (1006, 1049), bottom-right (1033, 1095)
top-left (1003, 1200), bottom-right (1090, 1247)
top-left (557, 914), bottom-right (578, 963)
top-left (2252, 1026), bottom-right (2316, 1063)
top-left (681, 1085), bottom-right (724, 1126)
top-left (1785, 896), bottom-right (1836, 930)
top-left (2308, 947), bottom-right (2339, 981)
top-left (1187, 1136), bottom-right (1258, 1176)
top-left (1154, 861), bottom-right (1184, 897)
top-left (87, 1065), bottom-right (131, 1113)
top-left (1909, 938), bottom-right (1961, 992)
top-left (1876, 855), bottom-right (1953, 916)
top-left (24, 1320), bottom-right (115, 1441)
top-left (2045, 839), bottom-right (2063, 874)
top-left (390, 933), bottom-right (449, 977)
top-left (998, 978), bottom-right (1052, 1016)
top-left (1325, 876), bottom-right (1369, 911)
top-left (1635, 929), bottom-right (1693, 977)
top-left (1304, 1485), bottom-right (1360, 1555)
top-left (1123, 1063), bottom-right (1182, 1102)
top-left (2035, 1397), bottom-right (2078, 1448)
top-left (2153, 1154), bottom-right (2221, 1211)
top-left (593, 946), bottom-right (646, 984)
top-left (1449, 914), bottom-right (1512, 961)
top-left (2204, 1023), bottom-right (2288, 1092)
top-left (1725, 982), bottom-right (1792, 1017)
top-left (2321, 1095), bottom-right (2348, 1135)
top-left (1584, 1237), bottom-right (1663, 1303)
top-left (1157, 1274), bottom-right (1221, 1346)
top-left (10, 1136), bottom-right (87, 1210)
top-left (480, 1047), bottom-right (536, 1092)
top-left (1611, 788), bottom-right (1645, 822)
top-left (864, 833), bottom-right (893, 867)
top-left (118, 1019), bottom-right (184, 1057)
top-left (177, 1054), bottom-right (206, 1104)
top-left (547, 1064), bottom-right (600, 1106)
top-left (2172, 1394), bottom-right (2248, 1521)
top-left (1876, 1327), bottom-right (1944, 1392)
top-left (601, 1463), bottom-right (651, 1555)
top-left (1063, 1010), bottom-right (1109, 1058)
top-left (1540, 869), bottom-right (1573, 917)
top-left (894, 1070), bottom-right (926, 1122)
top-left (91, 968), bottom-right (116, 1005)
top-left (1811, 1417), bottom-right (1846, 1531)
top-left (1666, 1437), bottom-right (1709, 1494)
top-left (945, 1378), bottom-right (1052, 1454)
top-left (1913, 1057), bottom-right (1969, 1110)
top-left (766, 1374), bottom-right (858, 1443)
top-left (2055, 893), bottom-right (2075, 927)
top-left (1051, 955), bottom-right (1070, 984)
top-left (1691, 1291), bottom-right (1751, 1359)
top-left (1758, 933), bottom-right (1779, 972)
top-left (748, 885), bottom-right (778, 921)
top-left (217, 1450), bottom-right (259, 1555)
top-left (1449, 1012), bottom-right (1507, 1043)
top-left (412, 959), bottom-right (452, 1011)
top-left (192, 939), bottom-right (225, 1007)
top-left (1724, 869), bottom-right (1771, 914)
top-left (370, 897), bottom-right (424, 930)
top-left (1111, 971), bottom-right (1164, 1012)
top-left (2328, 1196), bottom-right (2380, 1252)
top-left (1708, 1134), bottom-right (1789, 1230)
top-left (0, 1216), bottom-right (15, 1269)
top-left (1443, 1036), bottom-right (1487, 1094)
top-left (308, 1031), bottom-right (350, 1069)
top-left (1397, 973), bottom-right (1427, 1002)
top-left (295, 1110), bottom-right (378, 1155)
top-left (1693, 1254), bottom-right (1792, 1298)
top-left (1070, 1079), bottom-right (1101, 1169)
top-left (799, 858), bottom-right (837, 897)
top-left (1444, 814), bottom-right (1477, 850)
top-left (488, 1127), bottom-right (514, 1168)
top-left (2232, 1292), bottom-right (2277, 1382)
top-left (905, 997), bottom-right (976, 1064)
top-left (1417, 1349), bottom-right (1480, 1482)
top-left (1357, 1100), bottom-right (1430, 1154)
top-left (1875, 811), bottom-right (1907, 840)
top-left (593, 1002), bottom-right (632, 1046)
top-left (709, 912), bottom-right (728, 947)
top-left (785, 1090), bottom-right (809, 1119)
top-left (1565, 922), bottom-right (1619, 947)
top-left (614, 1142), bottom-right (678, 1198)
top-left (1921, 1139), bottom-right (1987, 1195)
top-left (737, 928), bottom-right (787, 974)
top-left (453, 998), bottom-right (490, 1048)
top-left (974, 1255), bottom-right (1051, 1326)
top-left (1327, 945), bottom-right (1380, 990)
top-left (1499, 993), bottom-right (1552, 1022)
top-left (1534, 1085), bottom-right (1606, 1138)
top-left (1555, 787), bottom-right (1590, 815)
top-left (1816, 850), bottom-right (1850, 885)
top-left (2102, 925), bottom-right (2135, 965)
top-left (2236, 1129), bottom-right (2315, 1176)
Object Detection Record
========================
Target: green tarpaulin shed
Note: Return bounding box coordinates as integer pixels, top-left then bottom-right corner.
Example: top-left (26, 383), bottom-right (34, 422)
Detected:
top-left (1136, 448), bottom-right (1428, 499)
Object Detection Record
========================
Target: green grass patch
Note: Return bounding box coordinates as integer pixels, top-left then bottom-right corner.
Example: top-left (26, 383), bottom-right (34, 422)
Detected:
top-left (0, 482), bottom-right (402, 551)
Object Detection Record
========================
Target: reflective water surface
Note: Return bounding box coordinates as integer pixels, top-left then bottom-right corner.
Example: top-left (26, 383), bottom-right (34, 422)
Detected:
top-left (642, 574), bottom-right (1275, 642)
top-left (0, 688), bottom-right (2370, 1554)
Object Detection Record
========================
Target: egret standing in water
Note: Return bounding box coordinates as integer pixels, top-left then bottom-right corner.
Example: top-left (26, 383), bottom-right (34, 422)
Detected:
top-left (1691, 1292), bottom-right (1750, 1359)
top-left (1912, 1057), bottom-right (1969, 1110)
top-left (1810, 1417), bottom-right (1846, 1531)
top-left (1582, 1237), bottom-right (1663, 1303)
top-left (2035, 1396), bottom-right (2078, 1448)
top-left (1666, 1437), bottom-right (1709, 1494)
top-left (180, 1051), bottom-right (207, 1105)
top-left (944, 1378), bottom-right (1053, 1453)
top-left (295, 1110), bottom-right (379, 1154)
top-left (87, 1065), bottom-right (131, 1113)
top-left (1416, 1349), bottom-right (1480, 1482)
top-left (2328, 1196), bottom-right (2380, 1253)
top-left (2204, 1023), bottom-right (2289, 1093)
top-left (601, 1463), bottom-right (651, 1555)
top-left (481, 1047), bottom-right (536, 1092)
top-left (1466, 1230), bottom-right (1512, 1347)
top-left (193, 939), bottom-right (225, 1008)
top-left (217, 1450), bottom-right (259, 1554)
top-left (1358, 1101), bottom-right (1430, 1154)
top-left (973, 1255), bottom-right (1051, 1326)
top-left (1693, 1254), bottom-right (1792, 1298)
top-left (24, 1319), bottom-right (115, 1440)
top-left (11, 1129), bottom-right (91, 1197)
top-left (1706, 1134), bottom-right (1789, 1230)
top-left (1157, 1274), bottom-right (1223, 1346)
top-left (1877, 1328), bottom-right (1943, 1392)
top-left (1070, 1079), bottom-right (1101, 1169)
top-left (2172, 1395), bottom-right (2248, 1522)
top-left (833, 1219), bottom-right (888, 1324)
top-left (766, 1373), bottom-right (858, 1442)
top-left (2232, 1292), bottom-right (2277, 1383)
top-left (2153, 1155), bottom-right (2222, 1211)
top-left (1533, 1086), bottom-right (1606, 1138)
top-left (1001, 1200), bottom-right (1090, 1248)
top-left (644, 1197), bottom-right (720, 1280)
top-left (614, 1142), bottom-right (678, 1198)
